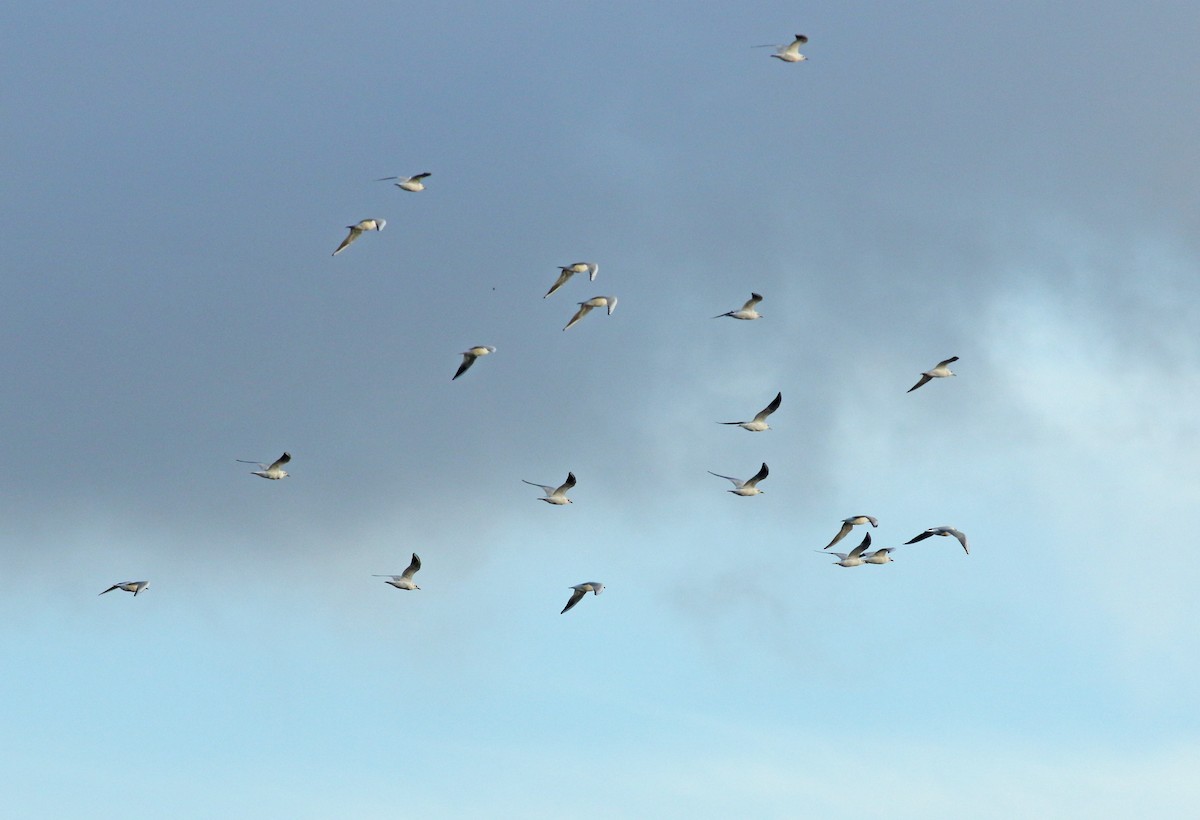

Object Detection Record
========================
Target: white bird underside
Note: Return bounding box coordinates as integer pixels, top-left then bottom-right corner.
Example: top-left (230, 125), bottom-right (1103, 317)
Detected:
top-left (374, 553), bottom-right (422, 589)
top-left (721, 391), bottom-right (781, 431)
top-left (708, 462), bottom-right (769, 495)
top-left (714, 292), bottom-right (763, 320)
top-left (772, 34), bottom-right (809, 62)
top-left (907, 356), bottom-right (959, 392)
top-left (378, 172), bottom-right (431, 192)
top-left (237, 451), bottom-right (291, 479)
top-left (523, 471), bottom-right (577, 504)
top-left (561, 581), bottom-right (603, 614)
top-left (332, 219), bottom-right (386, 256)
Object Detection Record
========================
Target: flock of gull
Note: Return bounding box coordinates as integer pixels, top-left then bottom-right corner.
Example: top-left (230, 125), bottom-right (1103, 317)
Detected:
top-left (99, 31), bottom-right (970, 612)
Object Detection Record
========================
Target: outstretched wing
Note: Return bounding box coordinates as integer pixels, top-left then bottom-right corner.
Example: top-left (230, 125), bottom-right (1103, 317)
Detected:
top-left (708, 471), bottom-right (743, 487)
top-left (563, 303), bottom-right (592, 331)
top-left (744, 462), bottom-right (769, 487)
top-left (742, 293), bottom-right (764, 310)
top-left (561, 588), bottom-right (587, 614)
top-left (755, 392), bottom-right (782, 422)
top-left (332, 225), bottom-right (362, 256)
top-left (522, 479), bottom-right (557, 496)
top-left (555, 472), bottom-right (577, 495)
top-left (937, 356), bottom-right (960, 369)
top-left (825, 521), bottom-right (853, 550)
top-left (907, 374), bottom-right (933, 393)
top-left (848, 532), bottom-right (872, 558)
top-left (904, 531), bottom-right (935, 545)
top-left (453, 352), bottom-right (476, 380)
top-left (402, 553), bottom-right (422, 579)
top-left (268, 452), bottom-right (291, 471)
top-left (544, 268), bottom-right (573, 298)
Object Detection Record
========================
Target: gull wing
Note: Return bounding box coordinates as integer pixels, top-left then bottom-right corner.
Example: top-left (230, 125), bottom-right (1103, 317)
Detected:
top-left (605, 296), bottom-right (618, 315)
top-left (544, 268), bottom-right (574, 298)
top-left (937, 356), bottom-right (960, 368)
top-left (907, 374), bottom-right (933, 393)
top-left (555, 472), bottom-right (577, 495)
top-left (585, 263), bottom-right (599, 281)
top-left (904, 530), bottom-right (935, 545)
top-left (401, 553), bottom-right (422, 579)
top-left (267, 452), bottom-right (291, 471)
top-left (523, 479), bottom-right (557, 496)
top-left (561, 588), bottom-right (587, 614)
top-left (563, 303), bottom-right (593, 331)
top-left (743, 293), bottom-right (764, 310)
top-left (744, 462), bottom-right (769, 488)
top-left (848, 532), bottom-right (872, 558)
top-left (236, 458), bottom-right (268, 468)
top-left (410, 172), bottom-right (432, 182)
top-left (941, 527), bottom-right (970, 554)
top-left (824, 521), bottom-right (854, 550)
top-left (99, 584), bottom-right (120, 595)
top-left (453, 352), bottom-right (476, 380)
top-left (708, 471), bottom-right (744, 487)
top-left (332, 225), bottom-right (363, 256)
top-left (754, 392), bottom-right (782, 422)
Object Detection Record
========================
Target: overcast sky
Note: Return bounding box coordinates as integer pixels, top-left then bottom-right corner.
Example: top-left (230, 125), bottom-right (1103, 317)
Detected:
top-left (3, 1), bottom-right (1199, 817)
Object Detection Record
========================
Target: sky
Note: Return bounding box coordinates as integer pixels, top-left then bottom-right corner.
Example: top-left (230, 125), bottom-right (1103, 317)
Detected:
top-left (3, 1), bottom-right (1200, 817)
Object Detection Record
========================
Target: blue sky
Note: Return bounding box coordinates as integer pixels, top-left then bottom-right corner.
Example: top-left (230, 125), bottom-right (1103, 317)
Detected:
top-left (3, 1), bottom-right (1199, 817)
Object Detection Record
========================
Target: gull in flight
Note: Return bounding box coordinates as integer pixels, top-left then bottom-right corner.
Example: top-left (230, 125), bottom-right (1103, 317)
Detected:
top-left (563, 296), bottom-right (617, 331)
top-left (373, 553), bottom-right (422, 590)
top-left (904, 526), bottom-right (970, 555)
top-left (236, 452), bottom-right (291, 480)
top-left (561, 581), bottom-right (604, 614)
top-left (824, 515), bottom-right (880, 550)
top-left (332, 218), bottom-right (386, 256)
top-left (708, 462), bottom-right (769, 496)
top-left (543, 262), bottom-right (599, 298)
top-left (765, 34), bottom-right (809, 62)
top-left (863, 547), bottom-right (895, 565)
top-left (453, 345), bottom-right (496, 380)
top-left (523, 471), bottom-right (577, 505)
top-left (821, 532), bottom-right (872, 567)
top-left (713, 293), bottom-right (763, 320)
top-left (721, 391), bottom-right (782, 432)
top-left (99, 581), bottom-right (149, 596)
top-left (907, 356), bottom-right (959, 393)
top-left (377, 172), bottom-right (431, 192)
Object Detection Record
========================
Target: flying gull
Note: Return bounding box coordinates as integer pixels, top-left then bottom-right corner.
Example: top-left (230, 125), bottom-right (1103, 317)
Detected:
top-left (543, 262), bottom-right (599, 298)
top-left (236, 452), bottom-right (291, 480)
top-left (863, 547), bottom-right (895, 565)
top-left (99, 581), bottom-right (149, 596)
top-left (820, 532), bottom-right (872, 567)
top-left (563, 296), bottom-right (617, 331)
top-left (453, 346), bottom-right (496, 380)
top-left (708, 462), bottom-right (769, 496)
top-left (373, 553), bottom-right (422, 590)
top-left (824, 515), bottom-right (879, 550)
top-left (907, 356), bottom-right (959, 393)
top-left (561, 581), bottom-right (604, 614)
top-left (523, 471), bottom-right (577, 505)
top-left (713, 293), bottom-right (763, 320)
top-left (904, 526), bottom-right (970, 555)
top-left (332, 218), bottom-right (386, 256)
top-left (721, 391), bottom-right (781, 432)
top-left (764, 34), bottom-right (809, 62)
top-left (377, 172), bottom-right (431, 192)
